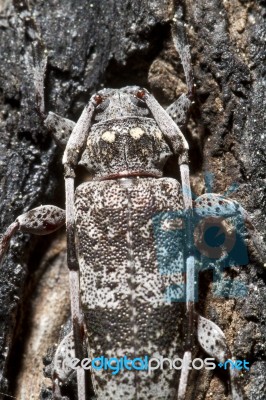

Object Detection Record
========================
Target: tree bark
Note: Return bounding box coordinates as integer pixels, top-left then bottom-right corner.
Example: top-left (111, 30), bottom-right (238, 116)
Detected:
top-left (0, 0), bottom-right (265, 399)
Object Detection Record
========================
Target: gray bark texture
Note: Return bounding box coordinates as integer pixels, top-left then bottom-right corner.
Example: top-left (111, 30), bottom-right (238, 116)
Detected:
top-left (0, 0), bottom-right (265, 399)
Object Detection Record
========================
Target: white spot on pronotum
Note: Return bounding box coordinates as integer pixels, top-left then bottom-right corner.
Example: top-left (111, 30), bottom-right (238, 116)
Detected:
top-left (101, 131), bottom-right (116, 143)
top-left (129, 127), bottom-right (144, 139)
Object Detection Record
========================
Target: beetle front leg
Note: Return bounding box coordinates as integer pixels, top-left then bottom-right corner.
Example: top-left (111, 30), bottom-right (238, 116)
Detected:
top-left (45, 112), bottom-right (76, 149)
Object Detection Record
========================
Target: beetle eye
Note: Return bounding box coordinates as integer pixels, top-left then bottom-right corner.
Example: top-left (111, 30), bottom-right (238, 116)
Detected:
top-left (136, 89), bottom-right (145, 100)
top-left (94, 94), bottom-right (103, 105)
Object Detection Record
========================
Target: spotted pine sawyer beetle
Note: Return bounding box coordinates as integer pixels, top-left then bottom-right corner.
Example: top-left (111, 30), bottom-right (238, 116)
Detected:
top-left (0, 7), bottom-right (265, 400)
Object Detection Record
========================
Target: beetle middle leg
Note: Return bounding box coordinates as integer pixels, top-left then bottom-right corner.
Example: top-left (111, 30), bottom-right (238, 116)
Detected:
top-left (0, 205), bottom-right (65, 264)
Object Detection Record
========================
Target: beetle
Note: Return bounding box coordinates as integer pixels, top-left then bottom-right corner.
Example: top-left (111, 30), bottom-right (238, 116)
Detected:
top-left (1, 92), bottom-right (253, 400)
top-left (0, 11), bottom-right (264, 400)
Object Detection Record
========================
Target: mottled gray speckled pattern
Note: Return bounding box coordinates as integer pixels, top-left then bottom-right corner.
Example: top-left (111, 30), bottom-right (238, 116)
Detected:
top-left (75, 177), bottom-right (185, 399)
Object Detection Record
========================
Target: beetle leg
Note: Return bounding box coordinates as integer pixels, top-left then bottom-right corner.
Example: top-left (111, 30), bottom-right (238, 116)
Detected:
top-left (0, 205), bottom-right (65, 264)
top-left (177, 311), bottom-right (244, 398)
top-left (197, 315), bottom-right (243, 400)
top-left (166, 93), bottom-right (191, 130)
top-left (194, 193), bottom-right (266, 262)
top-left (45, 112), bottom-right (76, 148)
top-left (52, 330), bottom-right (81, 399)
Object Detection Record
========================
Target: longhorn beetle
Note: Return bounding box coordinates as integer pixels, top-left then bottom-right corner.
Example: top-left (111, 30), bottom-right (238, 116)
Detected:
top-left (0, 11), bottom-right (264, 400)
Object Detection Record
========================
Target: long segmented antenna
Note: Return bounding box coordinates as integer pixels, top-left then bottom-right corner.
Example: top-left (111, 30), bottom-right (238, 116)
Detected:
top-left (63, 98), bottom-right (96, 400)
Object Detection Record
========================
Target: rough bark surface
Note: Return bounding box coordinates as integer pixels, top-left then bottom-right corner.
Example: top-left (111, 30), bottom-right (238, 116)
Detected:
top-left (0, 0), bottom-right (265, 399)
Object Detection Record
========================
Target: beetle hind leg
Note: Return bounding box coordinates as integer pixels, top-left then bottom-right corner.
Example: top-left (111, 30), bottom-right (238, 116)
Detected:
top-left (197, 315), bottom-right (243, 400)
top-left (52, 330), bottom-right (78, 400)
top-left (49, 327), bottom-right (91, 400)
